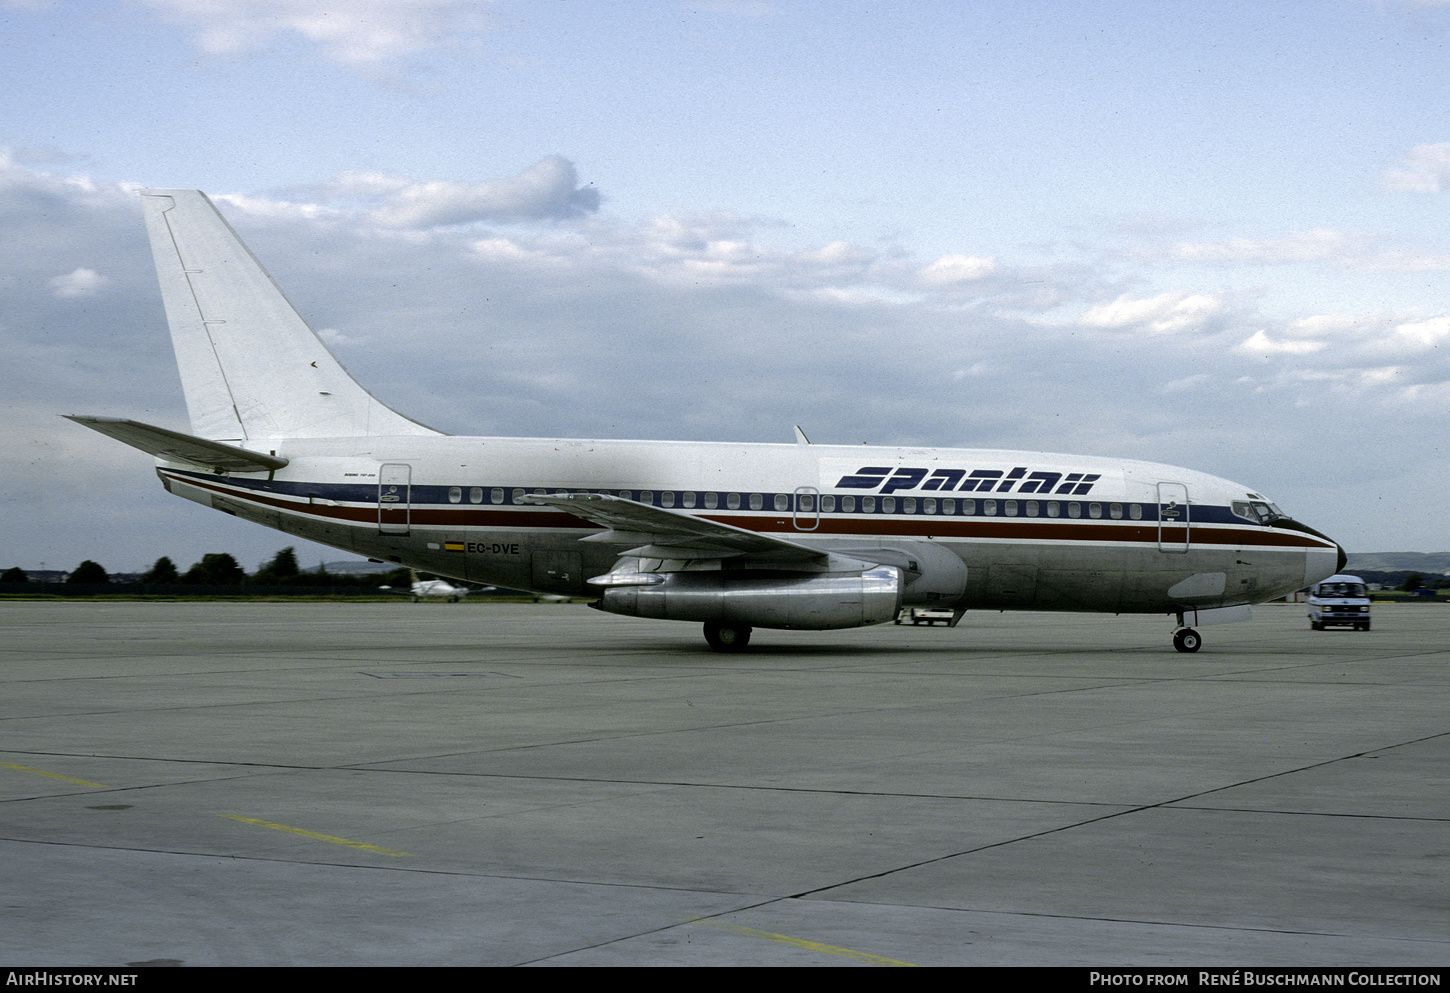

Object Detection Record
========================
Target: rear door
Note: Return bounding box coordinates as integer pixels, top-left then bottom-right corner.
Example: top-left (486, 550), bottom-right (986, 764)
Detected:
top-left (378, 463), bottom-right (412, 535)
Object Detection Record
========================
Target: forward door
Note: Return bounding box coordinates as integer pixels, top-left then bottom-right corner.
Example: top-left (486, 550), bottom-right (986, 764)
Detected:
top-left (1157, 481), bottom-right (1189, 552)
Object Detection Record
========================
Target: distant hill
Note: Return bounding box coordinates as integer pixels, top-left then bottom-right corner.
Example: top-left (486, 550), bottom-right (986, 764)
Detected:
top-left (1344, 552), bottom-right (1450, 574)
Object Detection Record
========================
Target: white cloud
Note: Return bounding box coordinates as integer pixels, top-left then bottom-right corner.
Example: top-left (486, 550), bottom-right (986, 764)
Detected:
top-left (368, 157), bottom-right (601, 227)
top-left (1382, 143), bottom-right (1450, 192)
top-left (48, 267), bottom-right (110, 298)
top-left (134, 0), bottom-right (494, 67)
top-left (1235, 330), bottom-right (1327, 357)
top-left (1080, 290), bottom-right (1223, 334)
top-left (918, 253), bottom-right (999, 285)
top-left (1389, 315), bottom-right (1450, 349)
top-left (1167, 228), bottom-right (1351, 264)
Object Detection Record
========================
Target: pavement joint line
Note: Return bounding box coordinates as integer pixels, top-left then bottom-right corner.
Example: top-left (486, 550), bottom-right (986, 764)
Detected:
top-left (789, 727), bottom-right (1450, 901)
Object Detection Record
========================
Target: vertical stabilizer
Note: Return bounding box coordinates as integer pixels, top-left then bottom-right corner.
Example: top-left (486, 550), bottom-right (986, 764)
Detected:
top-left (140, 189), bottom-right (438, 440)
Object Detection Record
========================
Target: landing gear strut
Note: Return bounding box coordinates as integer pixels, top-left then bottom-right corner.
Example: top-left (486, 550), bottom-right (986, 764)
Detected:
top-left (1172, 627), bottom-right (1202, 653)
top-left (703, 621), bottom-right (752, 652)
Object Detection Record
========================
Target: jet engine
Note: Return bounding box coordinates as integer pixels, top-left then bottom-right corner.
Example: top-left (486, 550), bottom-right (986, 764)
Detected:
top-left (594, 565), bottom-right (903, 630)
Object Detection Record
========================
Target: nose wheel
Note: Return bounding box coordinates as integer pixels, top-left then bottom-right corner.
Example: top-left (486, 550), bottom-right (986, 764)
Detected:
top-left (1172, 627), bottom-right (1202, 653)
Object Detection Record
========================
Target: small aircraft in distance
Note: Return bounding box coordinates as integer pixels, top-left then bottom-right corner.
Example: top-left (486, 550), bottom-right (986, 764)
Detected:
top-left (379, 572), bottom-right (491, 602)
top-left (69, 190), bottom-right (1344, 653)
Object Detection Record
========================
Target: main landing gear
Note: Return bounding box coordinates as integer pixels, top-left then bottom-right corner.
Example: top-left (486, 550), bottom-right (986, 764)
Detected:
top-left (703, 621), bottom-right (752, 652)
top-left (1172, 626), bottom-right (1202, 653)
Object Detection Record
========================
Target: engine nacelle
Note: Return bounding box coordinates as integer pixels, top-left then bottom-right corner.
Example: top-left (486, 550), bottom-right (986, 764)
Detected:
top-left (596, 566), bottom-right (903, 630)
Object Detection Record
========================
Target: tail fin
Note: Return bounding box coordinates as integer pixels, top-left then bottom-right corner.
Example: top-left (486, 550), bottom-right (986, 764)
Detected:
top-left (140, 189), bottom-right (438, 440)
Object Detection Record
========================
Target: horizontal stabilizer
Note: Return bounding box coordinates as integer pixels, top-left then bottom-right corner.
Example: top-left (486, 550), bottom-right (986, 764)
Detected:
top-left (66, 415), bottom-right (289, 473)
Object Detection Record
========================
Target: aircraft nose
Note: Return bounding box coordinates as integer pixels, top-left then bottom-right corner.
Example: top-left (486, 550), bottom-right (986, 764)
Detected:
top-left (1271, 517), bottom-right (1346, 581)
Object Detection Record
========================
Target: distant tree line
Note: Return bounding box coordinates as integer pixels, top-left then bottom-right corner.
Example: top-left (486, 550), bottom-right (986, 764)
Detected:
top-left (2, 549), bottom-right (410, 589)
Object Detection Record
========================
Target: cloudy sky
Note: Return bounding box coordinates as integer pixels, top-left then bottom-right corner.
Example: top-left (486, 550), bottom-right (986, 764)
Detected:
top-left (4, 0), bottom-right (1450, 574)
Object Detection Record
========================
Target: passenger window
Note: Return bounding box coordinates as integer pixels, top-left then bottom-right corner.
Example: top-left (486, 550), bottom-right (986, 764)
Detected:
top-left (749, 493), bottom-right (763, 510)
top-left (883, 496), bottom-right (896, 513)
top-left (924, 498), bottom-right (936, 515)
top-left (1110, 503), bottom-right (1122, 520)
top-left (1026, 500), bottom-right (1038, 517)
top-left (1004, 500), bottom-right (1017, 517)
top-left (961, 499), bottom-right (975, 516)
top-left (448, 486), bottom-right (462, 504)
top-left (662, 491), bottom-right (675, 508)
top-left (683, 492), bottom-right (696, 508)
top-left (1068, 502), bottom-right (1081, 518)
top-left (706, 492), bottom-right (719, 509)
top-left (511, 488), bottom-right (525, 504)
top-left (841, 495), bottom-right (856, 513)
top-left (774, 493), bottom-right (789, 511)
top-left (469, 487), bottom-right (483, 504)
top-left (640, 491), bottom-right (653, 505)
top-left (821, 494), bottom-right (835, 513)
top-left (983, 499), bottom-right (997, 516)
top-left (1047, 501), bottom-right (1059, 517)
top-left (862, 496), bottom-right (876, 513)
top-left (797, 493), bottom-right (813, 512)
top-left (942, 498), bottom-right (955, 515)
top-left (1089, 503), bottom-right (1102, 519)
top-left (491, 487), bottom-right (504, 504)
top-left (1129, 503), bottom-right (1142, 520)
top-left (727, 493), bottom-right (741, 510)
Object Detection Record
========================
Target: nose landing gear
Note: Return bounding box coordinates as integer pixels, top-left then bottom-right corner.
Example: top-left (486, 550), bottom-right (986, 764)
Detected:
top-left (1172, 625), bottom-right (1202, 653)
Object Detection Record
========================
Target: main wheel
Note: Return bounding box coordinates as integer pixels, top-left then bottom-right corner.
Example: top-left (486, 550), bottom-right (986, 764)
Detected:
top-left (704, 621), bottom-right (752, 652)
top-left (1173, 628), bottom-right (1202, 653)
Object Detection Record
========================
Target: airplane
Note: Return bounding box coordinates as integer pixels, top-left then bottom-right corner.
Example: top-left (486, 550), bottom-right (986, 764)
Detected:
top-left (379, 571), bottom-right (489, 602)
top-left (68, 190), bottom-right (1344, 653)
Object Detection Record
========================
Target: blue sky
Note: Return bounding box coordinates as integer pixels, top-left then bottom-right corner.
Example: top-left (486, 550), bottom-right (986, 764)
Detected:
top-left (4, 0), bottom-right (1450, 572)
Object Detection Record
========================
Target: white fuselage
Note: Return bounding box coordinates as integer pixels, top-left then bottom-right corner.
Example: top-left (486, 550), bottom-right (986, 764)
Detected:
top-left (154, 434), bottom-right (1340, 615)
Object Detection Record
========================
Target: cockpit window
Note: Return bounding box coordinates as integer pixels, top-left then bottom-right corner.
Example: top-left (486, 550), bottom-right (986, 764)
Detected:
top-left (1233, 499), bottom-right (1283, 524)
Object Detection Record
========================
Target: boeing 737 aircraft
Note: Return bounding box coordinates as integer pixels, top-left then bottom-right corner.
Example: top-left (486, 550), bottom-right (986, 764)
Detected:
top-left (69, 190), bottom-right (1344, 652)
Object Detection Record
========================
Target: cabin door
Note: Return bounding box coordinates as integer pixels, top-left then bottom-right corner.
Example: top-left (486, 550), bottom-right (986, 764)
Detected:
top-left (1157, 481), bottom-right (1190, 553)
top-left (378, 463), bottom-right (412, 535)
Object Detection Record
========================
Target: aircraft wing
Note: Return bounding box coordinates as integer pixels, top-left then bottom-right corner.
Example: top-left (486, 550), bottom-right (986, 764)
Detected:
top-left (66, 416), bottom-right (289, 473)
top-left (528, 492), bottom-right (829, 564)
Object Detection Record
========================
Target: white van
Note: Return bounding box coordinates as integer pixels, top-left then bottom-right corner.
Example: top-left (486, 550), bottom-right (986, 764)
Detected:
top-left (1307, 574), bottom-right (1371, 631)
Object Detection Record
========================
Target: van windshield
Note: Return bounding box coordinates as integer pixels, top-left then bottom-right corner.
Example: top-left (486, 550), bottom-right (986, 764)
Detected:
top-left (1318, 583), bottom-right (1366, 597)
